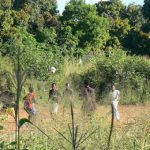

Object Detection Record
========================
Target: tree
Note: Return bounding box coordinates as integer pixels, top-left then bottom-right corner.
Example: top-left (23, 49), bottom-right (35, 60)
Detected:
top-left (110, 17), bottom-right (131, 41)
top-left (142, 0), bottom-right (150, 20)
top-left (0, 0), bottom-right (13, 10)
top-left (58, 25), bottom-right (79, 57)
top-left (60, 0), bottom-right (109, 56)
top-left (122, 0), bottom-right (150, 55)
top-left (96, 0), bottom-right (125, 19)
top-left (13, 0), bottom-right (59, 34)
top-left (1, 28), bottom-right (54, 149)
top-left (14, 0), bottom-right (58, 15)
top-left (0, 0), bottom-right (60, 57)
top-left (96, 0), bottom-right (133, 52)
top-left (96, 0), bottom-right (147, 56)
top-left (142, 0), bottom-right (150, 33)
top-left (123, 4), bottom-right (145, 29)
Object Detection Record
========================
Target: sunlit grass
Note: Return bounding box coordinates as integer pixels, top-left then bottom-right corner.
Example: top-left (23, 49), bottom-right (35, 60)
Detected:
top-left (0, 58), bottom-right (150, 149)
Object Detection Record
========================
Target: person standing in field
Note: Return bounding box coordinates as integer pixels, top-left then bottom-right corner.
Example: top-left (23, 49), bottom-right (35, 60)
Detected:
top-left (111, 85), bottom-right (120, 120)
top-left (63, 83), bottom-right (73, 97)
top-left (63, 83), bottom-right (73, 114)
top-left (24, 95), bottom-right (36, 121)
top-left (80, 80), bottom-right (96, 115)
top-left (24, 87), bottom-right (37, 121)
top-left (28, 87), bottom-right (37, 108)
top-left (48, 83), bottom-right (60, 115)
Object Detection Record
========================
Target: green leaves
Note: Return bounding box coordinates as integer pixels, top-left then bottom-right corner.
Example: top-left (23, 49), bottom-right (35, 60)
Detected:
top-left (18, 118), bottom-right (31, 128)
top-left (142, 0), bottom-right (150, 20)
top-left (60, 0), bottom-right (109, 55)
top-left (0, 125), bottom-right (4, 130)
top-left (124, 4), bottom-right (144, 28)
top-left (54, 102), bottom-right (99, 150)
top-left (0, 0), bottom-right (13, 10)
top-left (76, 49), bottom-right (150, 104)
top-left (96, 0), bottom-right (125, 19)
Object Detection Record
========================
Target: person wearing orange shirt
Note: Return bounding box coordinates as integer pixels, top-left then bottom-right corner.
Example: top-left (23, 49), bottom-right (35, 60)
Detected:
top-left (24, 87), bottom-right (37, 120)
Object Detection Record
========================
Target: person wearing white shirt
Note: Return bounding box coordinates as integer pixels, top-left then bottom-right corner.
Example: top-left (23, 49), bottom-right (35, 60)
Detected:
top-left (111, 85), bottom-right (120, 120)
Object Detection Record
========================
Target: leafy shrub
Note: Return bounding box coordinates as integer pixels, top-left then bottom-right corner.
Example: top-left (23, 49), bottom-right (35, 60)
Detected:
top-left (72, 49), bottom-right (150, 104)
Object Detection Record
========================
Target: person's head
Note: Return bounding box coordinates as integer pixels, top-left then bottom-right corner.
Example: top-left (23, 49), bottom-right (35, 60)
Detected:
top-left (112, 85), bottom-right (116, 91)
top-left (66, 83), bottom-right (70, 89)
top-left (84, 80), bottom-right (89, 88)
top-left (29, 87), bottom-right (34, 93)
top-left (52, 83), bottom-right (56, 90)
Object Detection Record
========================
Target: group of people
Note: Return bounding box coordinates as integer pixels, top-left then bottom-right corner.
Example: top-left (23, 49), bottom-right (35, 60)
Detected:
top-left (48, 82), bottom-right (73, 115)
top-left (48, 81), bottom-right (96, 116)
top-left (23, 80), bottom-right (121, 121)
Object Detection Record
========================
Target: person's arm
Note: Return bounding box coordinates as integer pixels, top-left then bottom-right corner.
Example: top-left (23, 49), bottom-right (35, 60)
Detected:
top-left (117, 90), bottom-right (120, 99)
top-left (114, 90), bottom-right (120, 100)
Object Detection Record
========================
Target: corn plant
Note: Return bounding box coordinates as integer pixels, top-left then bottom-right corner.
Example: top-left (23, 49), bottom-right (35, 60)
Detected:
top-left (54, 102), bottom-right (99, 150)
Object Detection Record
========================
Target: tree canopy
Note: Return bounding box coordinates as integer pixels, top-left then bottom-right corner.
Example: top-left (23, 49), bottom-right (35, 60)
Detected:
top-left (0, 0), bottom-right (149, 80)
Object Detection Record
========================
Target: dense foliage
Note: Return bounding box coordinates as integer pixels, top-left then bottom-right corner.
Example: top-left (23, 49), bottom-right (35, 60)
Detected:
top-left (0, 0), bottom-right (149, 61)
top-left (0, 1), bottom-right (149, 150)
top-left (0, 0), bottom-right (150, 98)
top-left (71, 50), bottom-right (150, 104)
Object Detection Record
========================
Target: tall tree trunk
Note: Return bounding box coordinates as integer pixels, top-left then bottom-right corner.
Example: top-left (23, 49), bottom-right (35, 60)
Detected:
top-left (15, 49), bottom-right (22, 150)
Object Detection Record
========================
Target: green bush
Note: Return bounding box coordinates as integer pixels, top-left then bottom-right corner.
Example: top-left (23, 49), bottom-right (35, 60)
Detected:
top-left (72, 49), bottom-right (150, 104)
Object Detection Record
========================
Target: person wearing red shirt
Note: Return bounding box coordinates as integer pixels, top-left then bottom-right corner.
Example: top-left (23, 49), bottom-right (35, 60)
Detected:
top-left (24, 87), bottom-right (37, 120)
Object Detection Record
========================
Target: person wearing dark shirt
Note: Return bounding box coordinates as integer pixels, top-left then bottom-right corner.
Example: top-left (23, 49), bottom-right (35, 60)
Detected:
top-left (48, 83), bottom-right (60, 114)
top-left (63, 83), bottom-right (73, 114)
top-left (80, 80), bottom-right (96, 115)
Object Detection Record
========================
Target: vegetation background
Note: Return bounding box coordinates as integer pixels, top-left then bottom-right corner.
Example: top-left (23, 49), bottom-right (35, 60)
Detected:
top-left (0, 0), bottom-right (150, 149)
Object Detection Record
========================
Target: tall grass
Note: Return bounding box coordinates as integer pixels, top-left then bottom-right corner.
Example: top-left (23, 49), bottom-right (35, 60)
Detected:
top-left (1, 100), bottom-right (150, 149)
top-left (0, 54), bottom-right (150, 149)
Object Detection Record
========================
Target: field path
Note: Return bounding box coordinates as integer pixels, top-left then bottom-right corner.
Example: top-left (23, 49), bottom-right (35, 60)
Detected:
top-left (1, 104), bottom-right (150, 140)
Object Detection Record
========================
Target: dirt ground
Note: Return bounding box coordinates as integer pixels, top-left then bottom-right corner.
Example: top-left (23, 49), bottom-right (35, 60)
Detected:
top-left (1, 104), bottom-right (150, 140)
